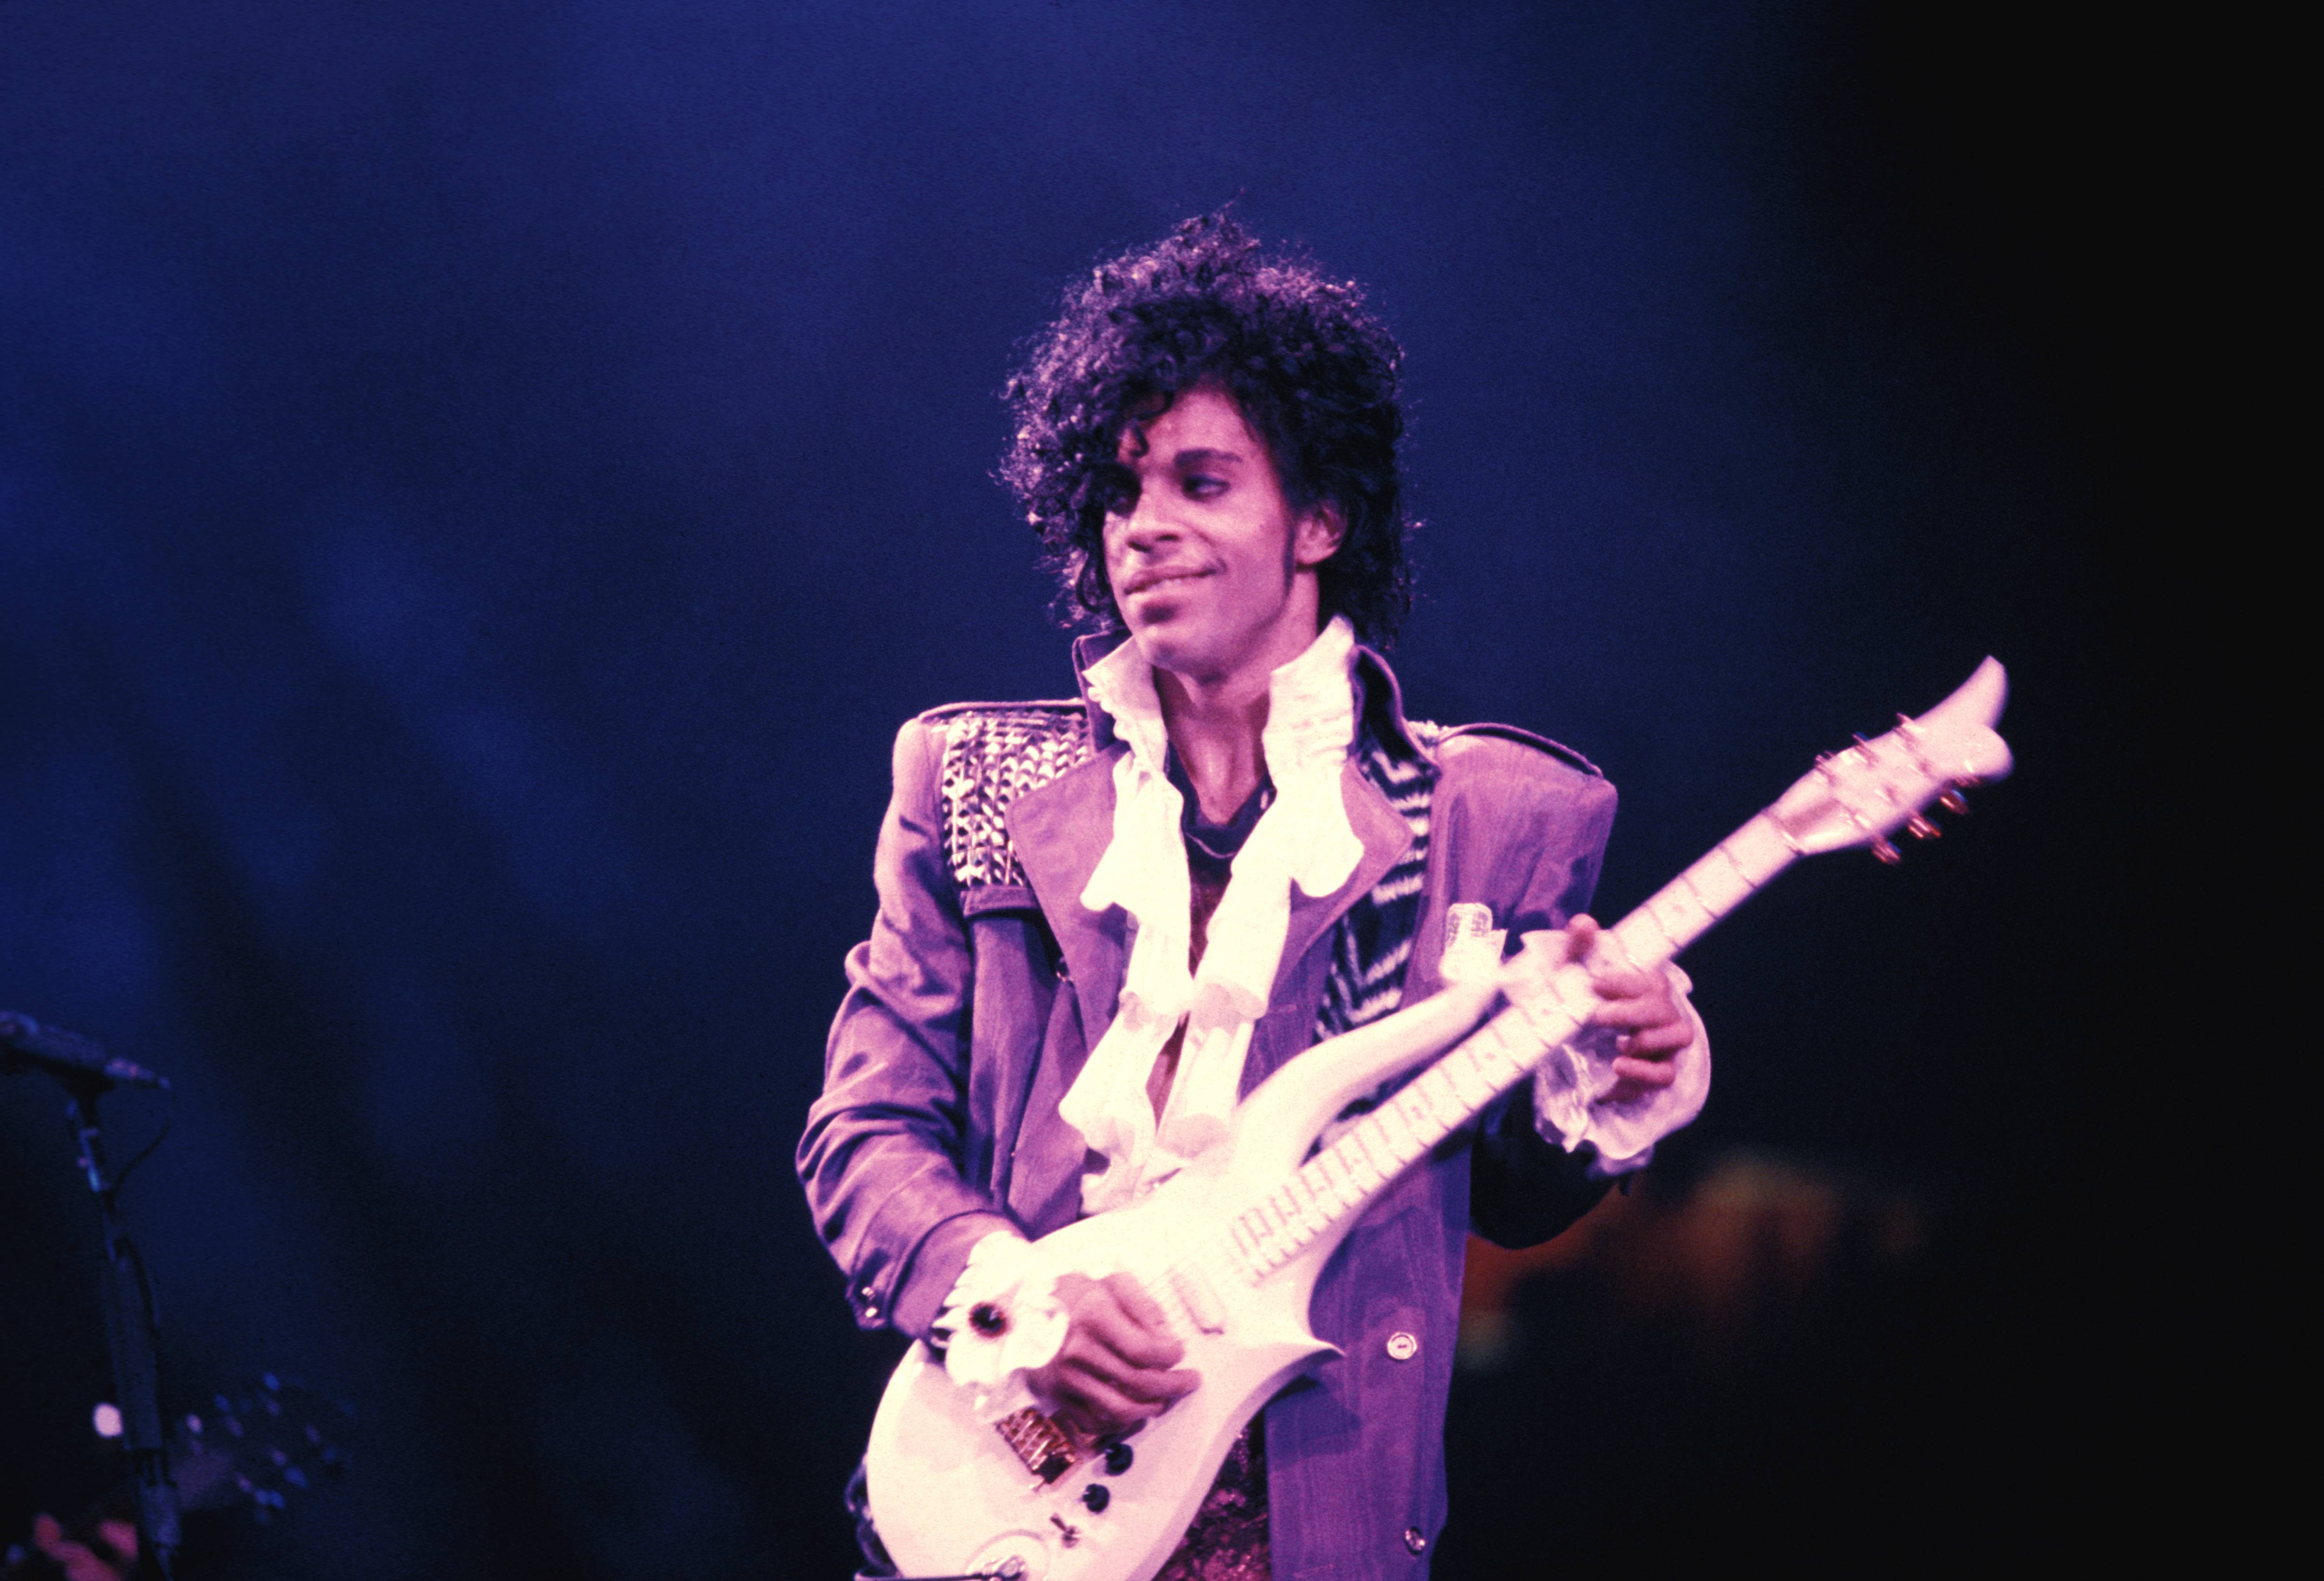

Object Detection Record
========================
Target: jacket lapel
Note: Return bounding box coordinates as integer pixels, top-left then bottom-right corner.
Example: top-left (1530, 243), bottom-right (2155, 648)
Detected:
top-left (1280, 759), bottom-right (1414, 991)
top-left (1006, 746), bottom-right (1129, 1054)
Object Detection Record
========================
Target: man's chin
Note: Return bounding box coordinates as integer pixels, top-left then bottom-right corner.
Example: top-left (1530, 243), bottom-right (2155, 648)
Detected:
top-left (1125, 621), bottom-right (1213, 678)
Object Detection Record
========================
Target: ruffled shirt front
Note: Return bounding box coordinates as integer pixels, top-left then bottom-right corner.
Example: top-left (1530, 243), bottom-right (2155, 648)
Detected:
top-left (1062, 616), bottom-right (1366, 1214)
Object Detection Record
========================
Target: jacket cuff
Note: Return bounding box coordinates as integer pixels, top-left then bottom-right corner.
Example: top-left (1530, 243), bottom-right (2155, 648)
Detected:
top-left (887, 1209), bottom-right (1022, 1341)
top-left (1530, 964), bottom-right (1710, 1172)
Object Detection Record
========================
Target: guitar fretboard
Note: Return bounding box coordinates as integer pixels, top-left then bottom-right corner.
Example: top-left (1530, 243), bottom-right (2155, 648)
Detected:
top-left (1227, 810), bottom-right (1800, 1280)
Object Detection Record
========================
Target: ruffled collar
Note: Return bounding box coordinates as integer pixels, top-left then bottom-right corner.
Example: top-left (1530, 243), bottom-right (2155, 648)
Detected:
top-left (1061, 616), bottom-right (1363, 1212)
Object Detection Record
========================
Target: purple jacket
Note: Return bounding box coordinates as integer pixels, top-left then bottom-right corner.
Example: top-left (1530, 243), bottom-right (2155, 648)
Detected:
top-left (799, 642), bottom-right (1617, 1580)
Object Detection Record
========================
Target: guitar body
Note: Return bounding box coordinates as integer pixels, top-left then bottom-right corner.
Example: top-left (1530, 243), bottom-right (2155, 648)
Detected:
top-left (865, 979), bottom-right (1503, 1581)
top-left (868, 1233), bottom-right (1325, 1581)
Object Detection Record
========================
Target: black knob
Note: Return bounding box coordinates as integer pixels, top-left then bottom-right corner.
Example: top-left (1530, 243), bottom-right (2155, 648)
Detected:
top-left (1103, 1442), bottom-right (1134, 1475)
top-left (1081, 1483), bottom-right (1110, 1513)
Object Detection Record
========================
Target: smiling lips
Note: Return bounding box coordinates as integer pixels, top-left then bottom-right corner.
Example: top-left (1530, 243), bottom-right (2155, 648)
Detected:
top-left (1122, 567), bottom-right (1213, 597)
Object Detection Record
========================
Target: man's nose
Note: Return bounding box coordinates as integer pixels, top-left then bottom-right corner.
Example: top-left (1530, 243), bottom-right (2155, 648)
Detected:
top-left (1115, 486), bottom-right (1179, 551)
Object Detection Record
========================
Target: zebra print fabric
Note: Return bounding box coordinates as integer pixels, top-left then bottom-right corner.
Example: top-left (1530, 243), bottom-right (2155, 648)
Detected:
top-left (1314, 718), bottom-right (1442, 1040)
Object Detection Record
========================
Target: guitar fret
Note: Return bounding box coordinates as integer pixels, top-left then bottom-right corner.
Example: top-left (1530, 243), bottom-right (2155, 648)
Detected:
top-left (1472, 1023), bottom-right (1523, 1082)
top-left (1420, 1065), bottom-right (1462, 1119)
top-left (1442, 1052), bottom-right (1494, 1109)
top-left (1308, 1153), bottom-right (1340, 1202)
top-left (1364, 1115), bottom-right (1409, 1170)
top-left (1394, 1086), bottom-right (1433, 1138)
top-left (1376, 1102), bottom-right (1421, 1160)
top-left (1613, 909), bottom-right (1673, 971)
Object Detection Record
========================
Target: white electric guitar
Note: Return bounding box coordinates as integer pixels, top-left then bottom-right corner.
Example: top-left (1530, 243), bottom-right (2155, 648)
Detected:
top-left (866, 658), bottom-right (2014, 1581)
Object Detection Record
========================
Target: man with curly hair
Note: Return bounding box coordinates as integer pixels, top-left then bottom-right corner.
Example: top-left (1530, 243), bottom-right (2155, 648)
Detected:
top-left (800, 214), bottom-right (1710, 1580)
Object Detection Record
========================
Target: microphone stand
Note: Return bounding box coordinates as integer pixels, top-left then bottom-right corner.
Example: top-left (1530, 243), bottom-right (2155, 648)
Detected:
top-left (4, 1023), bottom-right (181, 1581)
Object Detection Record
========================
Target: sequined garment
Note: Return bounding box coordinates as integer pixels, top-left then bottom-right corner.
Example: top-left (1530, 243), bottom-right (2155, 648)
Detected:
top-left (934, 702), bottom-right (1093, 890)
top-left (1154, 1416), bottom-right (1271, 1581)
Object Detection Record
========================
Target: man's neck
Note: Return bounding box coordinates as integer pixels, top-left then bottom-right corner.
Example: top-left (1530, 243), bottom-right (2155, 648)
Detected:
top-left (1155, 665), bottom-right (1272, 824)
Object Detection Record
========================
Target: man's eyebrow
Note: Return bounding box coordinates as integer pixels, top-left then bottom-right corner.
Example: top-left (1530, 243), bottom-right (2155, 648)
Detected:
top-left (1168, 446), bottom-right (1245, 469)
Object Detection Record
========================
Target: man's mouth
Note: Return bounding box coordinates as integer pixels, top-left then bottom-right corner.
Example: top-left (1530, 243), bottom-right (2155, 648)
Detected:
top-left (1123, 568), bottom-right (1212, 597)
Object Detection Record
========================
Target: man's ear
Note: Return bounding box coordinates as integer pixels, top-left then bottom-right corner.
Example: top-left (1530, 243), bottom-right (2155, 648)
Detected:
top-left (1294, 504), bottom-right (1346, 569)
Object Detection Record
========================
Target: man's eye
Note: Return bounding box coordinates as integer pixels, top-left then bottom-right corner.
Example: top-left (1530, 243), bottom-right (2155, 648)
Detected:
top-left (1183, 475), bottom-right (1226, 499)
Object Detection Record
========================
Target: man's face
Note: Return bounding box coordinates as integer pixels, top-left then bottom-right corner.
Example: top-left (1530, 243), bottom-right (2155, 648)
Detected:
top-left (1103, 385), bottom-right (1342, 689)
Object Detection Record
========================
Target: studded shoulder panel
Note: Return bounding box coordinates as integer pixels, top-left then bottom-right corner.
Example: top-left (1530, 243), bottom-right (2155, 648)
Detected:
top-left (929, 701), bottom-right (1095, 890)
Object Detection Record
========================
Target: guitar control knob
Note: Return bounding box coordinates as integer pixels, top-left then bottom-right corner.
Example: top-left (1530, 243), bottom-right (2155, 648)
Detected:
top-left (1870, 836), bottom-right (1902, 865)
top-left (1103, 1442), bottom-right (1134, 1475)
top-left (1905, 814), bottom-right (1939, 841)
top-left (1082, 1483), bottom-right (1111, 1512)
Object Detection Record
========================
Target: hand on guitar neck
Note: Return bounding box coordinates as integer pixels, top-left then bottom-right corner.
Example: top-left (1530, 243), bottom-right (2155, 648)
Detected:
top-left (1022, 918), bottom-right (1694, 1441)
top-left (1552, 916), bottom-right (1694, 1092)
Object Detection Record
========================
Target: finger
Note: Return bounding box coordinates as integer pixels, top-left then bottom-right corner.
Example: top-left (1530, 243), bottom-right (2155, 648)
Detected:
top-left (1621, 1017), bottom-right (1695, 1056)
top-left (1560, 916), bottom-right (1600, 964)
top-left (1063, 1349), bottom-right (1200, 1405)
top-left (1610, 1054), bottom-right (1679, 1087)
top-left (94, 1520), bottom-right (140, 1560)
top-left (1588, 991), bottom-right (1676, 1030)
top-left (1052, 1366), bottom-right (1169, 1435)
top-left (1583, 964), bottom-right (1656, 1000)
top-left (1100, 1272), bottom-right (1175, 1336)
top-left (1079, 1286), bottom-right (1185, 1371)
top-left (1058, 1304), bottom-right (1183, 1382)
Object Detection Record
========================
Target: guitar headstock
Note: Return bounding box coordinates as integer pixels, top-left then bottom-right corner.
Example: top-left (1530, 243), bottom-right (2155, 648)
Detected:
top-left (1769, 657), bottom-right (2013, 861)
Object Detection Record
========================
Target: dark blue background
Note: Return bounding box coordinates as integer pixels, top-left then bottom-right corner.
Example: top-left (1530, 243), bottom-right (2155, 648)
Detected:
top-left (5, 2), bottom-right (2132, 1574)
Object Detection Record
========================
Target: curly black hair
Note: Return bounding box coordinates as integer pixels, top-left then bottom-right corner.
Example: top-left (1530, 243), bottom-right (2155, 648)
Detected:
top-left (1001, 212), bottom-right (1414, 647)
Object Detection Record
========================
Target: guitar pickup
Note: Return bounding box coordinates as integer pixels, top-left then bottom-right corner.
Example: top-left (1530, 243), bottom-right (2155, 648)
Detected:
top-left (1167, 1264), bottom-right (1228, 1334)
top-left (994, 1407), bottom-right (1079, 1484)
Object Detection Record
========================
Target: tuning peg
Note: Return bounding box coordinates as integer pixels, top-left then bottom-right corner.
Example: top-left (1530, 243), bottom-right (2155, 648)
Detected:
top-left (1870, 836), bottom-right (1902, 864)
top-left (1937, 787), bottom-right (1969, 815)
top-left (1905, 813), bottom-right (1940, 840)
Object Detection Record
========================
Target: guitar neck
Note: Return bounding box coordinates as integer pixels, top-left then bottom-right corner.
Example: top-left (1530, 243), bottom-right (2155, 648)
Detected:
top-left (1229, 810), bottom-right (1799, 1278)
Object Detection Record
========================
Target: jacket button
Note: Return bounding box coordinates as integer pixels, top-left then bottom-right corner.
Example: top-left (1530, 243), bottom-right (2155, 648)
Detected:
top-left (1403, 1526), bottom-right (1428, 1555)
top-left (1385, 1330), bottom-right (1419, 1361)
top-left (862, 1304), bottom-right (880, 1323)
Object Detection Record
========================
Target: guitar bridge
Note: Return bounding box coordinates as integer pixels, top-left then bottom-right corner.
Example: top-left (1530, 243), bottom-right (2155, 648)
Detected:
top-left (994, 1407), bottom-right (1079, 1483)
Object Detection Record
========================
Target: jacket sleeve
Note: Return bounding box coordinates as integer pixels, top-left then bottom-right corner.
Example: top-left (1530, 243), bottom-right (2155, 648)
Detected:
top-left (1468, 767), bottom-right (1621, 1248)
top-left (796, 718), bottom-right (1018, 1338)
